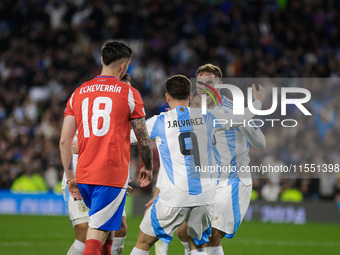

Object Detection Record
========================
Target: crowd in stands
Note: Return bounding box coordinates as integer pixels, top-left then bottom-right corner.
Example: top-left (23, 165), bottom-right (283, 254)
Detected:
top-left (0, 0), bottom-right (339, 201)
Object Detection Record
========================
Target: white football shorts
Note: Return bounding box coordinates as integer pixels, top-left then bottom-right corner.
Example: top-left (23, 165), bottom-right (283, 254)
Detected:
top-left (62, 185), bottom-right (126, 227)
top-left (140, 196), bottom-right (214, 245)
top-left (212, 180), bottom-right (252, 238)
top-left (62, 186), bottom-right (90, 227)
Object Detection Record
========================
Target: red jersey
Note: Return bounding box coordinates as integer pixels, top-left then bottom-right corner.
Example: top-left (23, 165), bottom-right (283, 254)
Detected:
top-left (64, 75), bottom-right (145, 187)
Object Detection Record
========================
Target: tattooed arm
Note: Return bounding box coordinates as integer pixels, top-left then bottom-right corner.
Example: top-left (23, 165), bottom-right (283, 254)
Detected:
top-left (131, 117), bottom-right (153, 187)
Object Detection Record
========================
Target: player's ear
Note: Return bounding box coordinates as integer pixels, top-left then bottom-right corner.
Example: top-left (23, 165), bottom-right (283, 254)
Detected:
top-left (189, 93), bottom-right (193, 103)
top-left (119, 61), bottom-right (127, 72)
top-left (165, 93), bottom-right (171, 103)
top-left (101, 57), bottom-right (104, 66)
top-left (117, 61), bottom-right (128, 79)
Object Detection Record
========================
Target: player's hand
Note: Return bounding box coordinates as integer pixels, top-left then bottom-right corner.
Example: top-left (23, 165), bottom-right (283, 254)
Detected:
top-left (144, 198), bottom-right (154, 215)
top-left (145, 198), bottom-right (154, 208)
top-left (72, 141), bottom-right (79, 154)
top-left (252, 84), bottom-right (265, 104)
top-left (127, 185), bottom-right (133, 195)
top-left (67, 178), bottom-right (82, 200)
top-left (139, 167), bottom-right (152, 188)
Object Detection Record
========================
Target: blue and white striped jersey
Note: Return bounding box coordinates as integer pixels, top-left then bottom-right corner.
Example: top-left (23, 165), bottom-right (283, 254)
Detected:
top-left (131, 103), bottom-right (260, 206)
top-left (213, 96), bottom-right (266, 186)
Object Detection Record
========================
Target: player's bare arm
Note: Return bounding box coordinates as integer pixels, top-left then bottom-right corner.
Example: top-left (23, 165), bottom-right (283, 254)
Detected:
top-left (59, 115), bottom-right (82, 200)
top-left (238, 85), bottom-right (266, 142)
top-left (131, 117), bottom-right (153, 187)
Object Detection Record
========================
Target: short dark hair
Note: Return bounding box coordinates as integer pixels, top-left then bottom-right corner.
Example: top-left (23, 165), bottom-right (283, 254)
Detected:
top-left (196, 63), bottom-right (222, 78)
top-left (166, 75), bottom-right (191, 100)
top-left (101, 41), bottom-right (132, 66)
top-left (121, 73), bottom-right (131, 83)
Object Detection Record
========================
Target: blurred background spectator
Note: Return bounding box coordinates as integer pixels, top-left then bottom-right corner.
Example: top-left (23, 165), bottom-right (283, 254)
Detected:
top-left (0, 0), bottom-right (339, 201)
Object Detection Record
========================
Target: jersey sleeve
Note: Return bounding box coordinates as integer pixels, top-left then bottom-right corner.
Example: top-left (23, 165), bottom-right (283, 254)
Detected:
top-left (239, 121), bottom-right (266, 149)
top-left (128, 87), bottom-right (145, 119)
top-left (64, 92), bottom-right (75, 117)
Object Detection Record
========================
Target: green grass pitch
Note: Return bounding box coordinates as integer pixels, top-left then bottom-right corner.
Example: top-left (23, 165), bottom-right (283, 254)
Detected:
top-left (0, 215), bottom-right (339, 255)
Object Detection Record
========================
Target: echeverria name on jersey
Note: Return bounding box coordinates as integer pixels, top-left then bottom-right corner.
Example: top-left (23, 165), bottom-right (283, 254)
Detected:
top-left (167, 117), bottom-right (204, 128)
top-left (79, 84), bottom-right (121, 94)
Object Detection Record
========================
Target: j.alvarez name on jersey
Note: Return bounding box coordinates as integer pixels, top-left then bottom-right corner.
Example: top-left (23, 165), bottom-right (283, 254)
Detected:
top-left (167, 117), bottom-right (204, 128)
top-left (79, 84), bottom-right (121, 94)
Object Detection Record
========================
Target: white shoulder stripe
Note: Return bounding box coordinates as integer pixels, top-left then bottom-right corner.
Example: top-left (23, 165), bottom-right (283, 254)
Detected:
top-left (128, 88), bottom-right (135, 115)
top-left (70, 92), bottom-right (75, 110)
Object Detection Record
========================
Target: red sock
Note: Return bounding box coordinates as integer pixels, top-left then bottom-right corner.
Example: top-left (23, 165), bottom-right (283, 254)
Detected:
top-left (101, 239), bottom-right (113, 255)
top-left (83, 239), bottom-right (102, 255)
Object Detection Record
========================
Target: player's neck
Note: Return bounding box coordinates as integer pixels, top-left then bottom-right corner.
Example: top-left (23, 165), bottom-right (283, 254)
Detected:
top-left (170, 100), bottom-right (190, 110)
top-left (100, 67), bottom-right (121, 79)
top-left (100, 71), bottom-right (120, 78)
top-left (207, 100), bottom-right (215, 109)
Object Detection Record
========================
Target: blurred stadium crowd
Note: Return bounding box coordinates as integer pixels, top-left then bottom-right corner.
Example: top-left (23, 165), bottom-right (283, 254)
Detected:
top-left (0, 0), bottom-right (339, 202)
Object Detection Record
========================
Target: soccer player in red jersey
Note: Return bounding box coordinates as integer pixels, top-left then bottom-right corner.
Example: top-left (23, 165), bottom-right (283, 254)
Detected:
top-left (61, 74), bottom-right (134, 255)
top-left (60, 41), bottom-right (153, 255)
